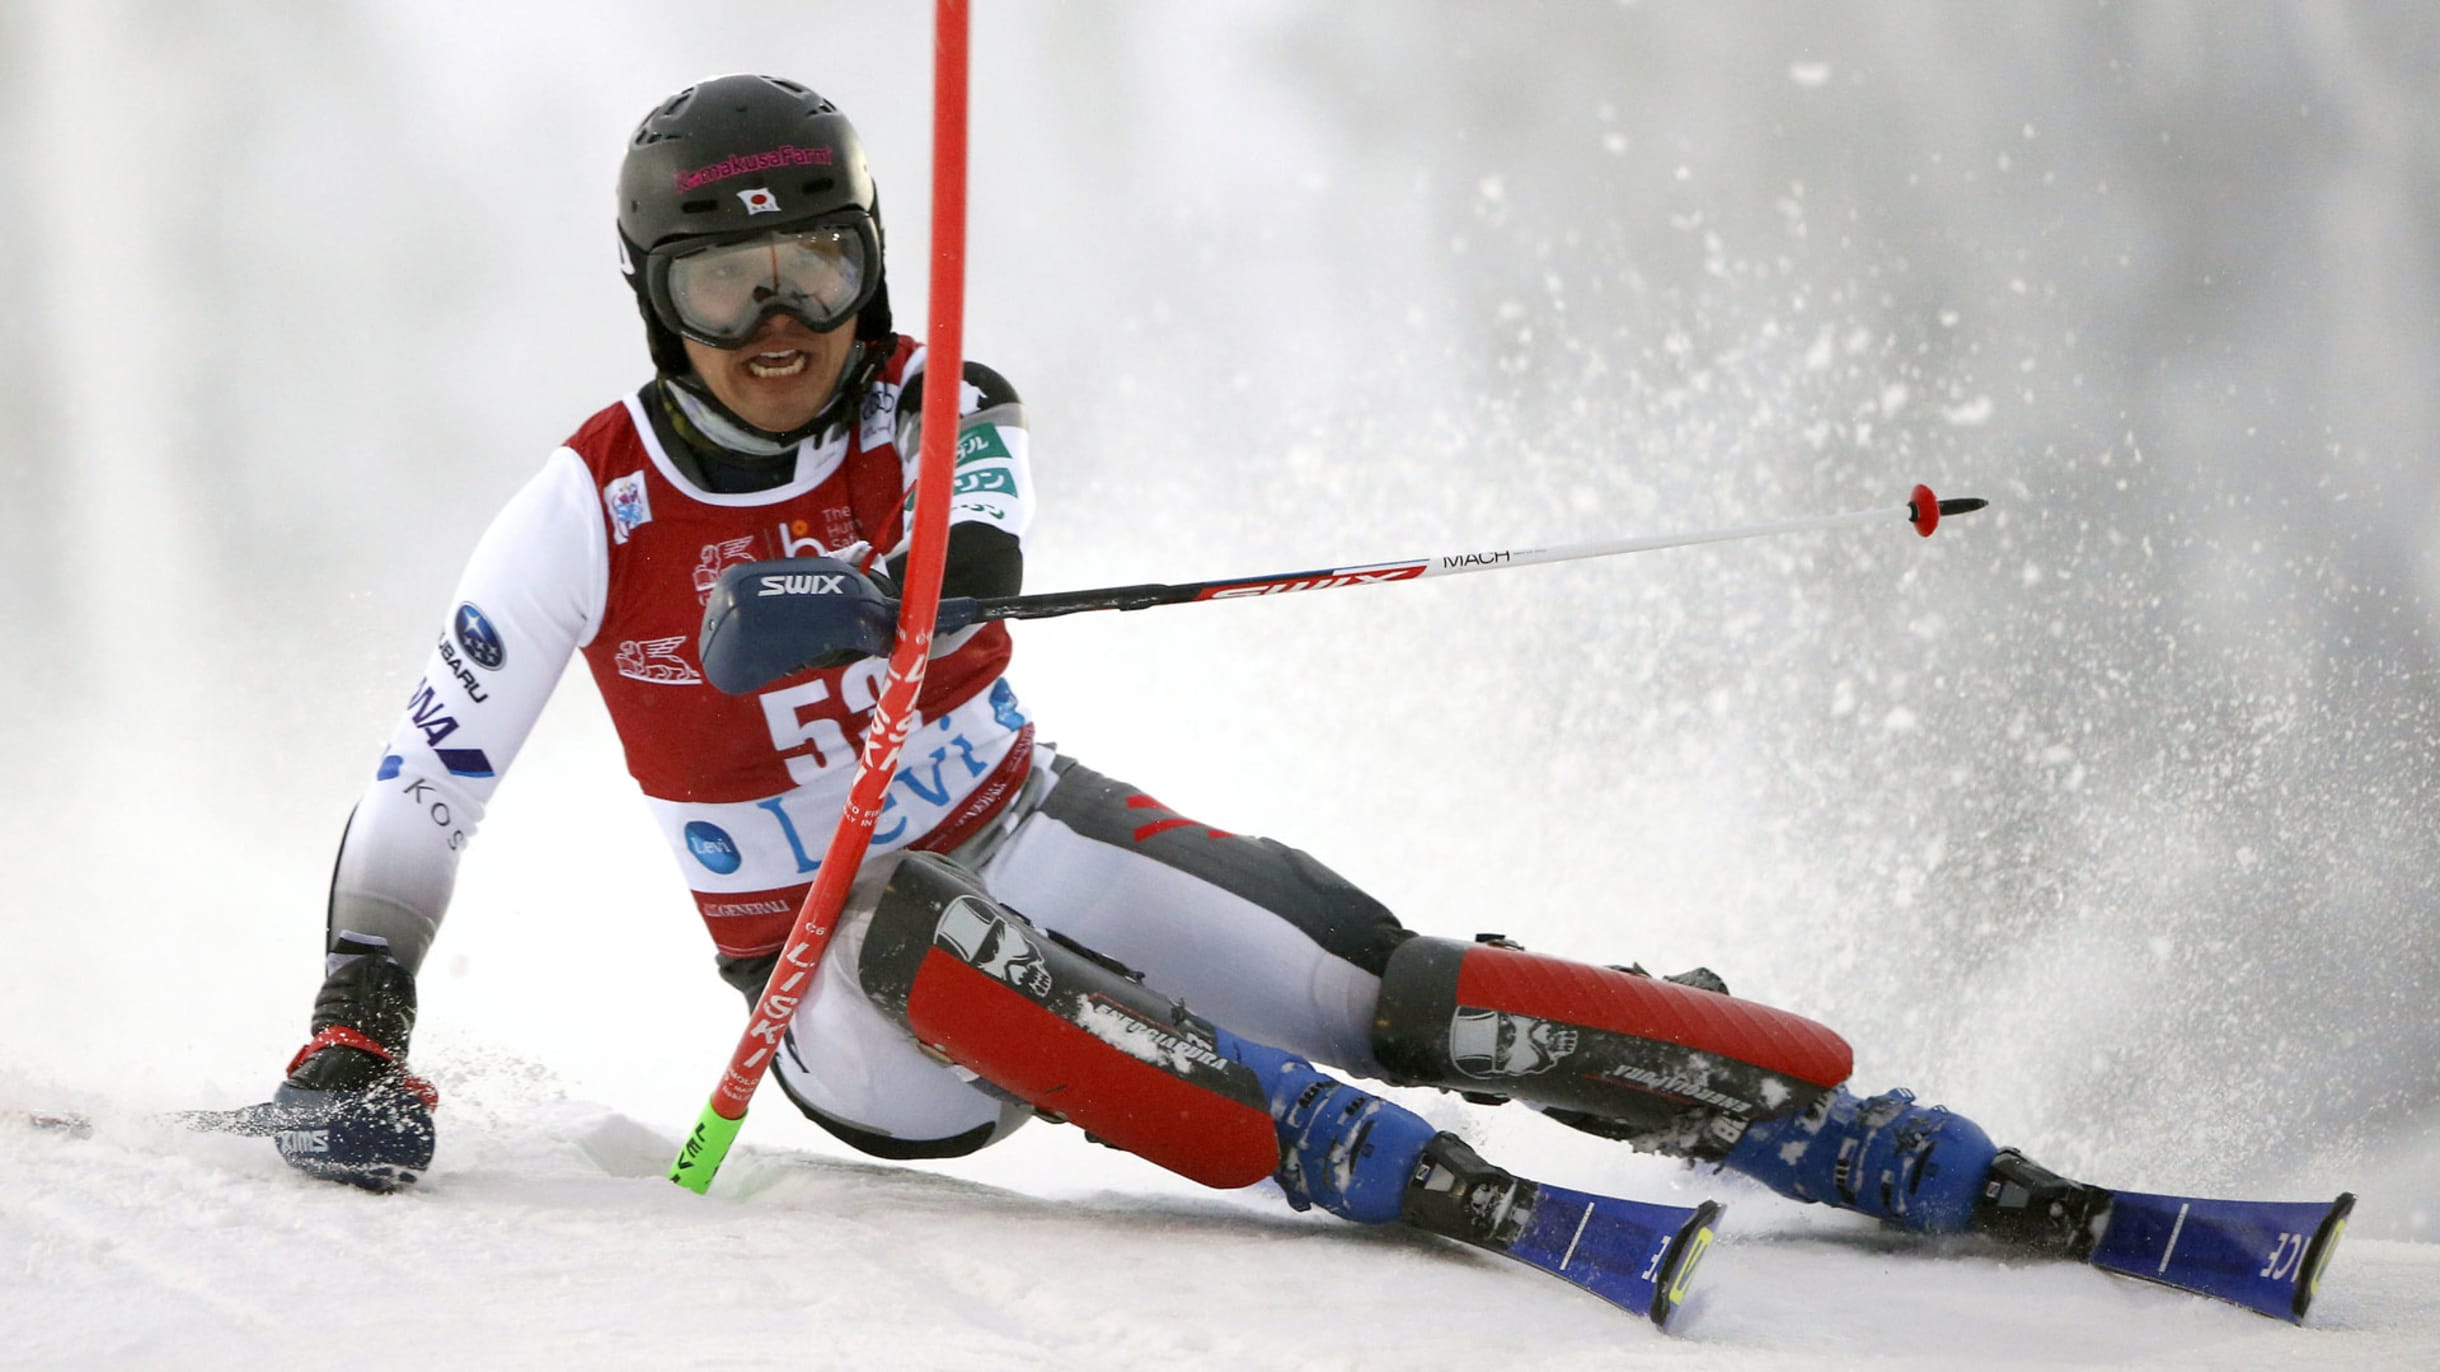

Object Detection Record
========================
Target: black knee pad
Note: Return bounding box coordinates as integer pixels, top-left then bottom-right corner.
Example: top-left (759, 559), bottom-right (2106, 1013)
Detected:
top-left (1371, 935), bottom-right (1852, 1145)
top-left (858, 852), bottom-right (1280, 1189)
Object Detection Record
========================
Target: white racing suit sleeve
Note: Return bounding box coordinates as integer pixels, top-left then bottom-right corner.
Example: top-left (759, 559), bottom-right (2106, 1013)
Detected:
top-left (326, 448), bottom-right (608, 972)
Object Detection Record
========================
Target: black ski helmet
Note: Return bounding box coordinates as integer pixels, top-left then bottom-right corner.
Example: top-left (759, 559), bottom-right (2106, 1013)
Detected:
top-left (617, 75), bottom-right (894, 378)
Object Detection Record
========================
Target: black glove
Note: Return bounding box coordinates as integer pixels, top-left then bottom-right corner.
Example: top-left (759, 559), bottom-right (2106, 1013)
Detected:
top-left (274, 934), bottom-right (437, 1191)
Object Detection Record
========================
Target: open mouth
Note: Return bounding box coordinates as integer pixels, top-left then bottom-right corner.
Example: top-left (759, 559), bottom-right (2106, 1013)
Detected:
top-left (745, 350), bottom-right (809, 379)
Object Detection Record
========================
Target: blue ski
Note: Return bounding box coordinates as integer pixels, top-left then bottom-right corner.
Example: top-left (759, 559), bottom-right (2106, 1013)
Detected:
top-left (1501, 1183), bottom-right (1725, 1330)
top-left (1404, 1167), bottom-right (1724, 1331)
top-left (1398, 1134), bottom-right (1724, 1330)
top-left (2086, 1188), bottom-right (2353, 1321)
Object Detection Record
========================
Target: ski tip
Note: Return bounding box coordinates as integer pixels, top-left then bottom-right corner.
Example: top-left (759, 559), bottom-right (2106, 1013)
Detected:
top-left (173, 1103), bottom-right (296, 1137)
top-left (22, 1111), bottom-right (94, 1138)
top-left (1648, 1199), bottom-right (1725, 1332)
top-left (2292, 1192), bottom-right (2356, 1322)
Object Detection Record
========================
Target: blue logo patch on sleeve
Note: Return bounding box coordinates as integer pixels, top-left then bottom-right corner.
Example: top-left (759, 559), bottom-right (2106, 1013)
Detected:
top-left (376, 754), bottom-right (403, 781)
top-left (685, 821), bottom-right (744, 875)
top-left (453, 604), bottom-right (506, 670)
top-left (436, 748), bottom-right (495, 778)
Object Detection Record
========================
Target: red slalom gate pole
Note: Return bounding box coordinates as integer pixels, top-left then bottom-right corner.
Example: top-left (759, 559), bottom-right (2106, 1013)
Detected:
top-left (671, 0), bottom-right (972, 1192)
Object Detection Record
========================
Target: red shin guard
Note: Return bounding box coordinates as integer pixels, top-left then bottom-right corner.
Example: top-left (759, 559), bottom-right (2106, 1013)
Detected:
top-left (860, 854), bottom-right (1280, 1189)
top-left (1373, 936), bottom-right (1853, 1134)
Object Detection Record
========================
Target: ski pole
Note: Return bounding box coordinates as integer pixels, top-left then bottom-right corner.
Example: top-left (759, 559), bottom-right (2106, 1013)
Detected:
top-left (935, 484), bottom-right (1986, 630)
top-left (667, 0), bottom-right (974, 1195)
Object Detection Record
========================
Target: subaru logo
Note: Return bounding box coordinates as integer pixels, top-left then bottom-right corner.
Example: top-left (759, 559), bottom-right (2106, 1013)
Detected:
top-left (454, 603), bottom-right (506, 671)
top-left (684, 821), bottom-right (743, 875)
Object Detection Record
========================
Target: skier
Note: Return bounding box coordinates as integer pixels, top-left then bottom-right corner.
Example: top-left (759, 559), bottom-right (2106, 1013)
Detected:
top-left (274, 73), bottom-right (2101, 1296)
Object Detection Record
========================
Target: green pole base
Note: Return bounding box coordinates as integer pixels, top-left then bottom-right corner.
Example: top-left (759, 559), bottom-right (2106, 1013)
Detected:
top-left (669, 1105), bottom-right (746, 1194)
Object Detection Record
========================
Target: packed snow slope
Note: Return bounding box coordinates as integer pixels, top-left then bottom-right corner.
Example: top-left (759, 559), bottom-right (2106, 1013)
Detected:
top-left (3, 1082), bottom-right (2433, 1371)
top-left (5, 3), bottom-right (2437, 1367)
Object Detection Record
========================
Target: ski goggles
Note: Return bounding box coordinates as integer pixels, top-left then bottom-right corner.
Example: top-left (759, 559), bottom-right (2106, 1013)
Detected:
top-left (645, 219), bottom-right (878, 348)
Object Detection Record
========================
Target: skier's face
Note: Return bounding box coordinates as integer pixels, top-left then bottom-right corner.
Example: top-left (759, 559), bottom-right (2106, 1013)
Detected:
top-left (682, 313), bottom-right (858, 434)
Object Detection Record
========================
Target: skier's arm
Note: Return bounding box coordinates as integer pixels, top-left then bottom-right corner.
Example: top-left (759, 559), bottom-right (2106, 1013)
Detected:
top-left (274, 449), bottom-right (606, 1189)
top-left (886, 359), bottom-right (1032, 612)
top-left (322, 449), bottom-right (609, 974)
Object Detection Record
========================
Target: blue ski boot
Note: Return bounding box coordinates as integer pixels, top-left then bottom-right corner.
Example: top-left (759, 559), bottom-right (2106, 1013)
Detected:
top-left (1724, 1086), bottom-right (2121, 1259)
top-left (1722, 1086), bottom-right (2000, 1234)
top-left (1221, 1032), bottom-right (1442, 1223)
top-left (1223, 1033), bottom-right (1724, 1328)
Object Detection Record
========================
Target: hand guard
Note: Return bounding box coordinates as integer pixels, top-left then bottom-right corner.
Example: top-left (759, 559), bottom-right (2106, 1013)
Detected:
top-left (278, 936), bottom-right (438, 1191)
top-left (698, 556), bottom-right (901, 694)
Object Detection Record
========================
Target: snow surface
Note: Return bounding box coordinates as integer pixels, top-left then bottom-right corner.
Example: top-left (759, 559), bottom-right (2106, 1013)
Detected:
top-left (7, 3), bottom-right (2440, 1368)
top-left (4, 1083), bottom-right (2432, 1371)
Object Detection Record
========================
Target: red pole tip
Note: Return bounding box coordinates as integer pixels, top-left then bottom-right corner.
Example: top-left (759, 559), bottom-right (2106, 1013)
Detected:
top-left (1910, 483), bottom-right (1940, 537)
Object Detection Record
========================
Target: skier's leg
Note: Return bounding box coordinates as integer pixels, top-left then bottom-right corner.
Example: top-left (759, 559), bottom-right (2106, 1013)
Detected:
top-left (857, 856), bottom-right (1723, 1324)
top-left (730, 862), bottom-right (1032, 1160)
top-left (967, 757), bottom-right (2084, 1244)
top-left (859, 849), bottom-right (1472, 1221)
top-left (720, 751), bottom-right (1399, 1169)
top-left (1370, 934), bottom-right (1855, 1150)
top-left (974, 757), bottom-right (1405, 1075)
top-left (1368, 933), bottom-right (2095, 1242)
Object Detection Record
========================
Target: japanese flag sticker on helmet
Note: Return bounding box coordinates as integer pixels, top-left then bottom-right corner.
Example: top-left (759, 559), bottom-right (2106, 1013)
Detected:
top-left (737, 187), bottom-right (781, 215)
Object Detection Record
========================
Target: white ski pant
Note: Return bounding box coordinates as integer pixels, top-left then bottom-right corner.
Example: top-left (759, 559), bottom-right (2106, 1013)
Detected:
top-left (772, 750), bottom-right (1403, 1151)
